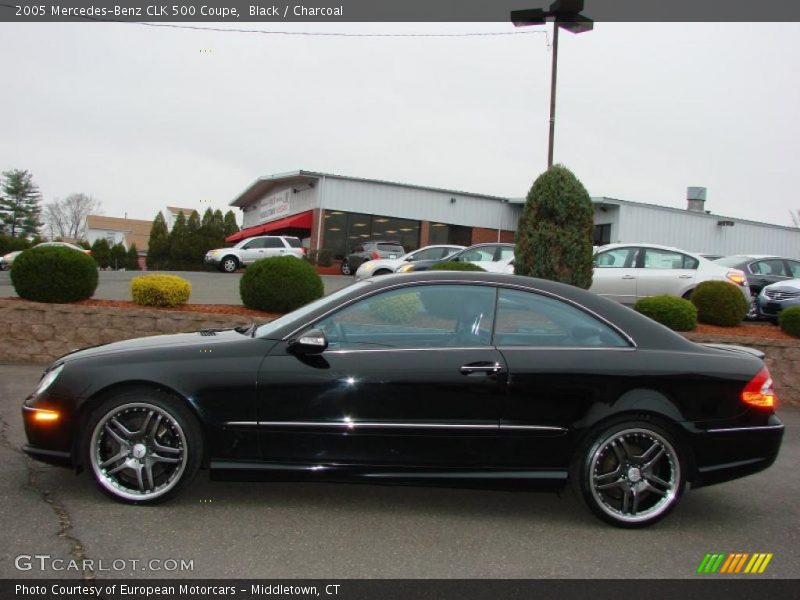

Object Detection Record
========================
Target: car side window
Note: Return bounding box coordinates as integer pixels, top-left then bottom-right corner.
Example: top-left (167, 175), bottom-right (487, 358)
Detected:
top-left (412, 248), bottom-right (441, 261)
top-left (752, 260), bottom-right (787, 276)
top-left (494, 289), bottom-right (630, 348)
top-left (313, 285), bottom-right (497, 349)
top-left (242, 239), bottom-right (264, 249)
top-left (643, 248), bottom-right (690, 269)
top-left (787, 261), bottom-right (800, 278)
top-left (262, 238), bottom-right (284, 248)
top-left (595, 247), bottom-right (637, 268)
top-left (457, 248), bottom-right (494, 262)
top-left (498, 246), bottom-right (515, 261)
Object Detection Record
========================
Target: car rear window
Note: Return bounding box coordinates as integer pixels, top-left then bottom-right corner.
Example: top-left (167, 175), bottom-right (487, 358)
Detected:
top-left (285, 238), bottom-right (302, 248)
top-left (377, 244), bottom-right (404, 254)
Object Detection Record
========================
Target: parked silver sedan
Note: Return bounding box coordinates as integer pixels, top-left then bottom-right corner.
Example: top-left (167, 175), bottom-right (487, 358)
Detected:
top-left (355, 245), bottom-right (464, 279)
top-left (591, 243), bottom-right (750, 305)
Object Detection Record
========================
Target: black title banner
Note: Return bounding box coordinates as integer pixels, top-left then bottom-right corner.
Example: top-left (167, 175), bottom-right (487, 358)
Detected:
top-left (2, 0), bottom-right (800, 23)
top-left (4, 579), bottom-right (800, 600)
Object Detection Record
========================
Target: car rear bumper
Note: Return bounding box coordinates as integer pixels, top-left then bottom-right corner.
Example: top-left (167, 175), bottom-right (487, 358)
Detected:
top-left (688, 415), bottom-right (784, 488)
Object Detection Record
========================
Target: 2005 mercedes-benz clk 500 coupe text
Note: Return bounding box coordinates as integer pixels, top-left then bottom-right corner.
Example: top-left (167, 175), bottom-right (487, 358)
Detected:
top-left (22, 272), bottom-right (784, 527)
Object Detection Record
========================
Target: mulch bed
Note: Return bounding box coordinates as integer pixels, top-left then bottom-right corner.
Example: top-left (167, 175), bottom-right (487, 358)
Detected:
top-left (693, 322), bottom-right (797, 341)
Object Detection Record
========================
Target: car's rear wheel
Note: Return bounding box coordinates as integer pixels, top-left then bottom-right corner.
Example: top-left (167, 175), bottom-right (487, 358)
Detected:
top-left (572, 419), bottom-right (686, 527)
top-left (340, 260), bottom-right (351, 275)
top-left (85, 390), bottom-right (202, 504)
top-left (220, 256), bottom-right (238, 273)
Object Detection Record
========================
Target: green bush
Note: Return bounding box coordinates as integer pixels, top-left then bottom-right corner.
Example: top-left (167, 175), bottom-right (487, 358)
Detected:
top-left (368, 291), bottom-right (422, 324)
top-left (778, 306), bottom-right (800, 338)
top-left (240, 256), bottom-right (323, 313)
top-left (514, 164), bottom-right (594, 289)
top-left (10, 246), bottom-right (98, 303)
top-left (0, 233), bottom-right (31, 255)
top-left (691, 280), bottom-right (748, 326)
top-left (429, 261), bottom-right (486, 272)
top-left (131, 274), bottom-right (191, 308)
top-left (634, 295), bottom-right (697, 331)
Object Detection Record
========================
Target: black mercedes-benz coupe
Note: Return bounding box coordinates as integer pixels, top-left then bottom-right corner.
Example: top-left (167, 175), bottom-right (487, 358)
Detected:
top-left (22, 272), bottom-right (784, 527)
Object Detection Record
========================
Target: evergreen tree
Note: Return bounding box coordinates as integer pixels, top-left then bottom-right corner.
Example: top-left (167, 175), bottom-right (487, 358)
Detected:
top-left (168, 211), bottom-right (190, 269)
top-left (147, 212), bottom-right (170, 270)
top-left (514, 165), bottom-right (594, 289)
top-left (110, 242), bottom-right (127, 270)
top-left (0, 169), bottom-right (43, 238)
top-left (223, 210), bottom-right (239, 237)
top-left (126, 243), bottom-right (141, 270)
top-left (91, 238), bottom-right (111, 269)
top-left (186, 211), bottom-right (205, 267)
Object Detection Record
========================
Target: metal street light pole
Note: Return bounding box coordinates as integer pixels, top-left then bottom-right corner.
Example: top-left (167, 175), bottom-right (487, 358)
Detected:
top-left (512, 1), bottom-right (593, 170)
top-left (547, 22), bottom-right (559, 169)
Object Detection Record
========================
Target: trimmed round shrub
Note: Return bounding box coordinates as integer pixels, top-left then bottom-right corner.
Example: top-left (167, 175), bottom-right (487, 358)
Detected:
top-left (131, 274), bottom-right (191, 308)
top-left (778, 306), bottom-right (800, 338)
top-left (691, 280), bottom-right (748, 326)
top-left (240, 256), bottom-right (323, 313)
top-left (634, 295), bottom-right (697, 331)
top-left (429, 261), bottom-right (486, 272)
top-left (10, 246), bottom-right (98, 303)
top-left (368, 291), bottom-right (422, 324)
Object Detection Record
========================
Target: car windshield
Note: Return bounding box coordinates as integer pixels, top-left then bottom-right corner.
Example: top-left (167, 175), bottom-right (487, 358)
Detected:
top-left (255, 280), bottom-right (374, 338)
top-left (714, 256), bottom-right (750, 267)
top-left (376, 243), bottom-right (404, 254)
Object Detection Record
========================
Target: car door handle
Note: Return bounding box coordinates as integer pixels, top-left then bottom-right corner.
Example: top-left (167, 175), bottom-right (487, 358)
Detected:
top-left (621, 275), bottom-right (636, 280)
top-left (460, 362), bottom-right (504, 375)
top-left (678, 274), bottom-right (693, 279)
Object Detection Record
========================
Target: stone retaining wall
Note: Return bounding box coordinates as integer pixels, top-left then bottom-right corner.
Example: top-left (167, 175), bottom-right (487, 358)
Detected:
top-left (0, 299), bottom-right (271, 364)
top-left (1, 299), bottom-right (797, 406)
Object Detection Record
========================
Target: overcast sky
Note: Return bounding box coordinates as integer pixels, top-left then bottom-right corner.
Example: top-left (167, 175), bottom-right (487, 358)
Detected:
top-left (1, 21), bottom-right (799, 229)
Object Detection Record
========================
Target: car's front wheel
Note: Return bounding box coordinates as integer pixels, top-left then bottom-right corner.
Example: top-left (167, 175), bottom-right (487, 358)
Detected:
top-left (85, 390), bottom-right (202, 504)
top-left (220, 256), bottom-right (239, 273)
top-left (340, 260), bottom-right (351, 275)
top-left (572, 418), bottom-right (686, 527)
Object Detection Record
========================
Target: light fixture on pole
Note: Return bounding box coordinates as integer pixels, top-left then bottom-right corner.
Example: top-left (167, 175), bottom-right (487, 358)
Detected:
top-left (511, 1), bottom-right (593, 169)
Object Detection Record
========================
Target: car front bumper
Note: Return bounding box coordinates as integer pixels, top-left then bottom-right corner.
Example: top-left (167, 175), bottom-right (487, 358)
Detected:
top-left (757, 295), bottom-right (800, 318)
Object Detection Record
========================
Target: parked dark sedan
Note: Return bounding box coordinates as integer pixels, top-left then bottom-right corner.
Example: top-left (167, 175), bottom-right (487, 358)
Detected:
top-left (22, 272), bottom-right (783, 527)
top-left (714, 255), bottom-right (800, 297)
top-left (396, 243), bottom-right (514, 273)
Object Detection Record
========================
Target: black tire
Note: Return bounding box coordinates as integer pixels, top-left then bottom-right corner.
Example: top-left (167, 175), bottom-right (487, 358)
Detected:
top-left (340, 260), bottom-right (351, 275)
top-left (571, 417), bottom-right (686, 528)
top-left (84, 388), bottom-right (202, 504)
top-left (682, 290), bottom-right (693, 301)
top-left (220, 256), bottom-right (239, 273)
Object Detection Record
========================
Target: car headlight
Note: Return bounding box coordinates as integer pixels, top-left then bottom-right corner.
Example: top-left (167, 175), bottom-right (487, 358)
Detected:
top-left (35, 364), bottom-right (64, 396)
top-left (360, 262), bottom-right (375, 272)
top-left (209, 250), bottom-right (221, 257)
top-left (397, 264), bottom-right (414, 273)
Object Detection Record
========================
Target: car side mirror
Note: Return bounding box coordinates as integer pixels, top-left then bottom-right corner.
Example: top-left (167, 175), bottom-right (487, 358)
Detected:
top-left (288, 329), bottom-right (328, 355)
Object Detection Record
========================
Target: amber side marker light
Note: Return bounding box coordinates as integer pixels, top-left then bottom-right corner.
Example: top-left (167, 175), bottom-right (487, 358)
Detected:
top-left (726, 271), bottom-right (747, 286)
top-left (741, 367), bottom-right (777, 409)
top-left (31, 409), bottom-right (60, 423)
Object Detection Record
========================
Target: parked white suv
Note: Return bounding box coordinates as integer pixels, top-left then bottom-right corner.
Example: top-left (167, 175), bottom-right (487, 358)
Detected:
top-left (205, 236), bottom-right (305, 273)
top-left (591, 243), bottom-right (750, 305)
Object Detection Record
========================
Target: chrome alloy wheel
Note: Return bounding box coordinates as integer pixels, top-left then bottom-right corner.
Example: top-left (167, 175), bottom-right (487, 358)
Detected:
top-left (89, 402), bottom-right (188, 502)
top-left (589, 428), bottom-right (680, 525)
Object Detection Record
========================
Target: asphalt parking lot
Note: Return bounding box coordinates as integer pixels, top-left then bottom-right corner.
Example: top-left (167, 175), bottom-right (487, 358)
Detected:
top-left (0, 270), bottom-right (355, 305)
top-left (1, 364), bottom-right (798, 580)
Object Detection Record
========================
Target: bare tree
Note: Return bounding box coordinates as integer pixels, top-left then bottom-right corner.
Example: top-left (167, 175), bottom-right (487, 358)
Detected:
top-left (43, 193), bottom-right (101, 240)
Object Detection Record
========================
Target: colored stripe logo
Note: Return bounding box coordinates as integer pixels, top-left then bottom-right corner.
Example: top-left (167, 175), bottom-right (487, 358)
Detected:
top-left (697, 553), bottom-right (773, 574)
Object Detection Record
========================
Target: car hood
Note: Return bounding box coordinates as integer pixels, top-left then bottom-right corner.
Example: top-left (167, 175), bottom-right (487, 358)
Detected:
top-left (58, 329), bottom-right (248, 363)
top-left (763, 278), bottom-right (800, 292)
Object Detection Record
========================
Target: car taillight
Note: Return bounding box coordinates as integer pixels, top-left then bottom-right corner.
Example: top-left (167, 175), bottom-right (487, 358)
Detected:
top-left (741, 366), bottom-right (777, 409)
top-left (371, 251), bottom-right (380, 260)
top-left (300, 247), bottom-right (307, 256)
top-left (726, 270), bottom-right (747, 286)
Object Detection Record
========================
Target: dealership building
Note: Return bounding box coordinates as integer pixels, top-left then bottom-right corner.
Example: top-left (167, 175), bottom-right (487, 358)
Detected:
top-left (227, 170), bottom-right (800, 259)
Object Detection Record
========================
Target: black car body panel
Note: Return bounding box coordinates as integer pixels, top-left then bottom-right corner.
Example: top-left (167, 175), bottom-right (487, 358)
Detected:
top-left (22, 272), bottom-right (784, 504)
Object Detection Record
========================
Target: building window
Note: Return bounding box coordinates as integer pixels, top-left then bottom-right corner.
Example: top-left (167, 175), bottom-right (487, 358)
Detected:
top-left (323, 210), bottom-right (420, 259)
top-left (593, 224), bottom-right (611, 246)
top-left (428, 223), bottom-right (472, 246)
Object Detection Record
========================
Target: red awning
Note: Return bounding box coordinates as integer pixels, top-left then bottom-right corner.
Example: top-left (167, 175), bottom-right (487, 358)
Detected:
top-left (226, 210), bottom-right (313, 243)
